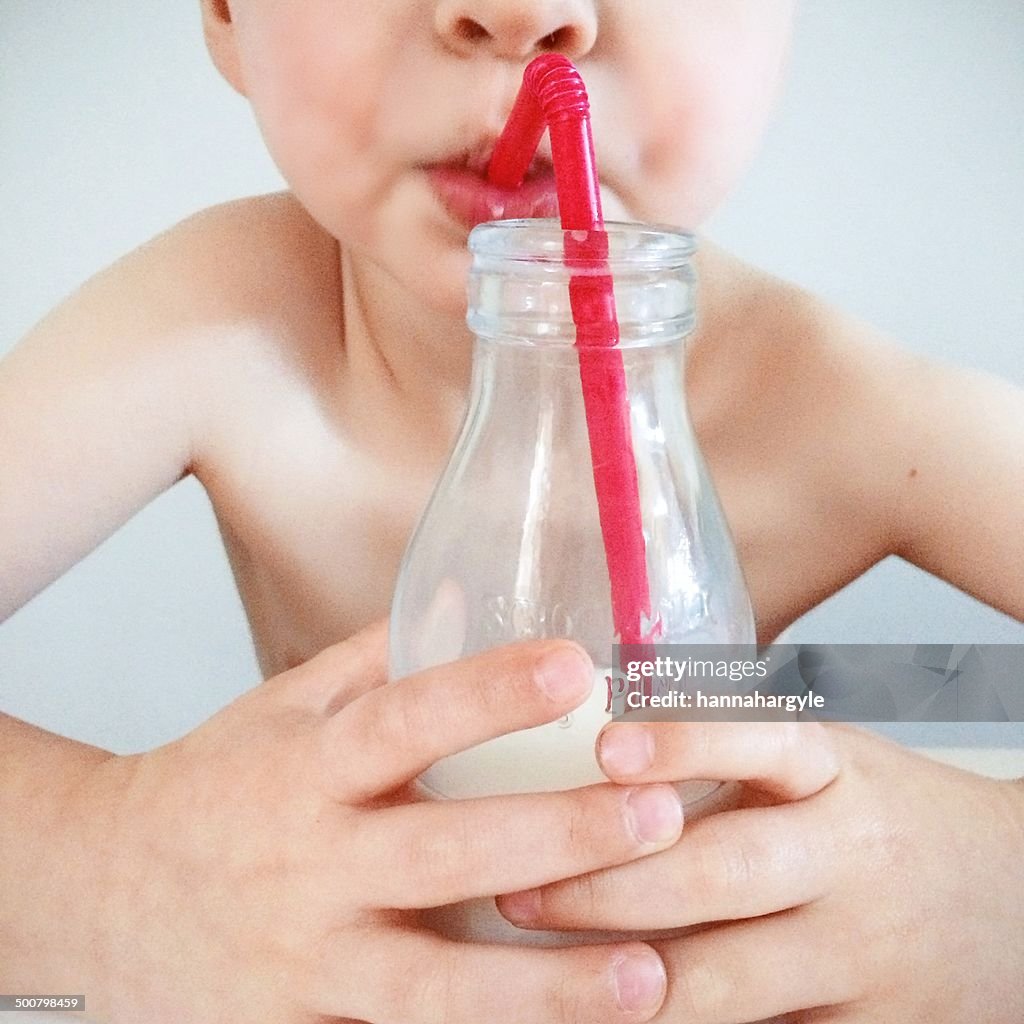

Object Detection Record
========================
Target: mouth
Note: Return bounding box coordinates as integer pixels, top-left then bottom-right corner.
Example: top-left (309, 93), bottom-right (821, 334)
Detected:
top-left (424, 139), bottom-right (560, 231)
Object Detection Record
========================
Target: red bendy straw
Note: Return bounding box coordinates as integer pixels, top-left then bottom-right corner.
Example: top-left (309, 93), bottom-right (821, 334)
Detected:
top-left (489, 54), bottom-right (658, 647)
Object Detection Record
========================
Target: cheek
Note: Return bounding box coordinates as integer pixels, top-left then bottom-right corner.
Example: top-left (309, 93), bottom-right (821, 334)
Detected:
top-left (233, 6), bottom-right (391, 231)
top-left (628, 7), bottom-right (793, 225)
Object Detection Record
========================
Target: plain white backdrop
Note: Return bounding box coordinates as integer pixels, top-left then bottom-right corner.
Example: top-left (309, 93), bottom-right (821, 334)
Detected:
top-left (1, 1), bottom-right (1023, 757)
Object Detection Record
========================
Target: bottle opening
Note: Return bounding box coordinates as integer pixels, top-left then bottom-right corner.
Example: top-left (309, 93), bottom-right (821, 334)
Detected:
top-left (467, 219), bottom-right (698, 347)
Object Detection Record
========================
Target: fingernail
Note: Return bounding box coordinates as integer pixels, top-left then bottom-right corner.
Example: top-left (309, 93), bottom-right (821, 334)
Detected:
top-left (614, 951), bottom-right (666, 1014)
top-left (535, 647), bottom-right (592, 702)
top-left (599, 725), bottom-right (654, 776)
top-left (499, 888), bottom-right (541, 925)
top-left (625, 786), bottom-right (683, 845)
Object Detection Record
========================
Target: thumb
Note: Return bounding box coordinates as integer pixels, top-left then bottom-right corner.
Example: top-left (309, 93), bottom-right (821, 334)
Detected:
top-left (272, 617), bottom-right (390, 716)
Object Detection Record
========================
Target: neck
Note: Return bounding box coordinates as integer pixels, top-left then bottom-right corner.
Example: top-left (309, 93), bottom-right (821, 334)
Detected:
top-left (337, 247), bottom-right (474, 461)
top-left (332, 232), bottom-right (735, 463)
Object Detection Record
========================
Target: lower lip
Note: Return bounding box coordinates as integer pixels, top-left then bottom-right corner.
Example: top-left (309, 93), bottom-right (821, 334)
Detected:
top-left (426, 166), bottom-right (560, 230)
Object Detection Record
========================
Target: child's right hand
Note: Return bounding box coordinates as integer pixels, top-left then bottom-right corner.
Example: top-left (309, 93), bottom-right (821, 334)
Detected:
top-left (78, 620), bottom-right (680, 1024)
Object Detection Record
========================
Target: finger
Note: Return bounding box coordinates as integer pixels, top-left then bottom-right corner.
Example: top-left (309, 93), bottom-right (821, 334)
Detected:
top-left (313, 924), bottom-right (668, 1024)
top-left (350, 782), bottom-right (683, 907)
top-left (272, 617), bottom-right (390, 716)
top-left (653, 907), bottom-right (859, 1023)
top-left (319, 640), bottom-right (593, 802)
top-left (596, 720), bottom-right (840, 800)
top-left (497, 798), bottom-right (832, 932)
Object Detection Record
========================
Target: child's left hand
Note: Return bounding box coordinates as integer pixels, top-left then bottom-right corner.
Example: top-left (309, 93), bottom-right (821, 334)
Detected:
top-left (496, 720), bottom-right (1024, 1023)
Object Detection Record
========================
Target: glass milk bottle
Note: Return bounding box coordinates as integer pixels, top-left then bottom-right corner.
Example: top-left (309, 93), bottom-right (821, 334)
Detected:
top-left (389, 219), bottom-right (755, 946)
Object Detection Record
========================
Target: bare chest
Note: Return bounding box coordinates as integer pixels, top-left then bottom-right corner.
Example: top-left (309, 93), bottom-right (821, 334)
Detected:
top-left (200, 428), bottom-right (441, 679)
top-left (198, 401), bottom-right (875, 681)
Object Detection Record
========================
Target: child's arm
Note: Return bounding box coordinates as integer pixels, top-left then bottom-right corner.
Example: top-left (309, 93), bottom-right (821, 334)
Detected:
top-left (0, 213), bottom-right (215, 621)
top-left (890, 355), bottom-right (1024, 618)
top-left (765, 288), bottom-right (1024, 624)
top-left (0, 211), bottom-right (213, 995)
top-left (0, 713), bottom-right (123, 1003)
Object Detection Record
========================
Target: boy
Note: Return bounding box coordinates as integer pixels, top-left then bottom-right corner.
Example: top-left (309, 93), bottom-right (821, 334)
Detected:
top-left (2, 2), bottom-right (1022, 1021)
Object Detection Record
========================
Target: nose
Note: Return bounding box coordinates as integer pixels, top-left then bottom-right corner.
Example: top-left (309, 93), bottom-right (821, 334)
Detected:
top-left (434, 0), bottom-right (598, 61)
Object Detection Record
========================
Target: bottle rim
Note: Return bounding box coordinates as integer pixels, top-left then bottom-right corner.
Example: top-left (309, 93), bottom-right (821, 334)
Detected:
top-left (467, 219), bottom-right (698, 346)
top-left (469, 218), bottom-right (697, 271)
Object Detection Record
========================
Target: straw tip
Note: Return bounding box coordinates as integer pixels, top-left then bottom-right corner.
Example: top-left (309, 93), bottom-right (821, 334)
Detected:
top-left (525, 53), bottom-right (575, 76)
top-left (524, 54), bottom-right (590, 122)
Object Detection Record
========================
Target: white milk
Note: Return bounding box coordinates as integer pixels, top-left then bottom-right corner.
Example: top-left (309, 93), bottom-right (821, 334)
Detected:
top-left (416, 668), bottom-right (735, 947)
top-left (420, 668), bottom-right (621, 799)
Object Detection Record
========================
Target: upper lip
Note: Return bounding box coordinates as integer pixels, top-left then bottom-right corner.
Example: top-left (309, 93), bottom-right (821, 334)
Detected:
top-left (432, 137), bottom-right (555, 183)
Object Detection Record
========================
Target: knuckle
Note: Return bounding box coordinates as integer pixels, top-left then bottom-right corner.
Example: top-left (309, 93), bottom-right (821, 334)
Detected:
top-left (807, 910), bottom-right (870, 1005)
top-left (303, 926), bottom-right (341, 1009)
top-left (377, 685), bottom-right (437, 752)
top-left (689, 723), bottom-right (715, 768)
top-left (408, 947), bottom-right (459, 1024)
top-left (656, 857), bottom-right (692, 918)
top-left (368, 690), bottom-right (406, 749)
top-left (767, 720), bottom-right (803, 765)
top-left (497, 643), bottom-right (560, 716)
top-left (560, 793), bottom-right (600, 864)
top-left (545, 967), bottom-right (585, 1024)
top-left (698, 820), bottom-right (754, 897)
top-left (675, 946), bottom-right (732, 1020)
top-left (316, 721), bottom-right (348, 797)
top-left (401, 813), bottom-right (476, 894)
top-left (693, 838), bottom-right (721, 906)
top-left (467, 658), bottom-right (512, 720)
top-left (568, 867), bottom-right (604, 921)
top-left (834, 938), bottom-right (870, 1003)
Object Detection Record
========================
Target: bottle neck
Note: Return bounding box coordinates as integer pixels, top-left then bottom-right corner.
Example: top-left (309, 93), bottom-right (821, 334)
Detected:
top-left (465, 336), bottom-right (693, 463)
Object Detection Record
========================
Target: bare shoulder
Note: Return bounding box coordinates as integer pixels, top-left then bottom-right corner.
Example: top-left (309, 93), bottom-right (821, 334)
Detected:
top-left (126, 191), bottom-right (343, 460)
top-left (131, 190), bottom-right (338, 329)
top-left (697, 239), bottom-right (1022, 630)
top-left (688, 238), bottom-right (939, 630)
top-left (692, 235), bottom-right (919, 514)
top-left (0, 191), bottom-right (335, 616)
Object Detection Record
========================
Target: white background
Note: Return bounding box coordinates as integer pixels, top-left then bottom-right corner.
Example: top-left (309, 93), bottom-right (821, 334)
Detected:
top-left (1, 1), bottom-right (1023, 758)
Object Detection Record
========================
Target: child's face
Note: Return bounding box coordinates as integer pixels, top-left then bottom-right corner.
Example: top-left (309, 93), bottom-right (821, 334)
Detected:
top-left (209, 0), bottom-right (795, 316)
